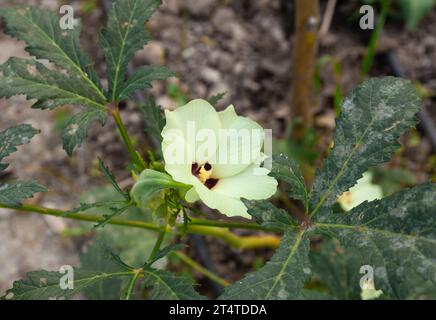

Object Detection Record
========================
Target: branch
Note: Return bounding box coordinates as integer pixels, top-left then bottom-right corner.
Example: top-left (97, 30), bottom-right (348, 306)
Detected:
top-left (0, 203), bottom-right (281, 249)
top-left (109, 102), bottom-right (147, 172)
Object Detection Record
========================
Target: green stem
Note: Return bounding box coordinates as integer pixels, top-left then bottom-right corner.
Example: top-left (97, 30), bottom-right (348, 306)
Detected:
top-left (0, 203), bottom-right (159, 231)
top-left (187, 225), bottom-right (281, 249)
top-left (122, 270), bottom-right (142, 300)
top-left (110, 105), bottom-right (146, 171)
top-left (0, 203), bottom-right (282, 249)
top-left (189, 217), bottom-right (279, 232)
top-left (173, 251), bottom-right (230, 287)
top-left (147, 226), bottom-right (168, 263)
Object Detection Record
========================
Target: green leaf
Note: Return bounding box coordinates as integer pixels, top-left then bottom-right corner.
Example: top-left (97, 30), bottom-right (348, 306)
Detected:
top-left (270, 154), bottom-right (308, 210)
top-left (0, 58), bottom-right (105, 111)
top-left (0, 58), bottom-right (107, 156)
top-left (142, 268), bottom-right (204, 300)
top-left (315, 183), bottom-right (436, 299)
top-left (0, 124), bottom-right (46, 206)
top-left (80, 242), bottom-right (125, 300)
top-left (0, 6), bottom-right (109, 156)
top-left (398, 0), bottom-right (435, 31)
top-left (92, 204), bottom-right (133, 229)
top-left (4, 269), bottom-right (130, 300)
top-left (0, 124), bottom-right (39, 172)
top-left (80, 186), bottom-right (169, 268)
top-left (62, 109), bottom-right (106, 156)
top-left (309, 77), bottom-right (421, 217)
top-left (0, 6), bottom-right (105, 103)
top-left (3, 247), bottom-right (134, 300)
top-left (118, 66), bottom-right (175, 100)
top-left (99, 0), bottom-right (161, 100)
top-left (98, 158), bottom-right (130, 200)
top-left (219, 230), bottom-right (310, 300)
top-left (310, 238), bottom-right (362, 300)
top-left (297, 289), bottom-right (332, 300)
top-left (146, 244), bottom-right (185, 267)
top-left (63, 201), bottom-right (117, 216)
top-left (0, 181), bottom-right (47, 206)
top-left (243, 199), bottom-right (296, 231)
top-left (131, 169), bottom-right (189, 207)
top-left (138, 96), bottom-right (165, 144)
top-left (208, 92), bottom-right (226, 107)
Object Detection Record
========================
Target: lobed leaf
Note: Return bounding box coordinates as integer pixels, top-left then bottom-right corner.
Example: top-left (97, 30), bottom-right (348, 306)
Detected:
top-left (315, 183), bottom-right (436, 299)
top-left (309, 77), bottom-right (421, 217)
top-left (0, 58), bottom-right (105, 111)
top-left (243, 199), bottom-right (297, 231)
top-left (3, 245), bottom-right (135, 300)
top-left (99, 0), bottom-right (161, 100)
top-left (310, 238), bottom-right (362, 300)
top-left (219, 230), bottom-right (310, 300)
top-left (0, 6), bottom-right (104, 102)
top-left (62, 109), bottom-right (107, 156)
top-left (80, 242), bottom-right (126, 300)
top-left (0, 124), bottom-right (39, 172)
top-left (118, 65), bottom-right (174, 100)
top-left (0, 181), bottom-right (47, 206)
top-left (270, 154), bottom-right (308, 210)
top-left (0, 124), bottom-right (46, 205)
top-left (137, 96), bottom-right (165, 144)
top-left (146, 244), bottom-right (185, 267)
top-left (142, 268), bottom-right (205, 300)
top-left (0, 58), bottom-right (107, 155)
top-left (79, 186), bottom-right (169, 269)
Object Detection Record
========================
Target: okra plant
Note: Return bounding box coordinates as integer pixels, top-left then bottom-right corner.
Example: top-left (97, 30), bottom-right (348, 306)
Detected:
top-left (0, 0), bottom-right (435, 300)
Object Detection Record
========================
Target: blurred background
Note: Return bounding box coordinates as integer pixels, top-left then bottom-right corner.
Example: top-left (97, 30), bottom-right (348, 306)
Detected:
top-left (0, 0), bottom-right (435, 298)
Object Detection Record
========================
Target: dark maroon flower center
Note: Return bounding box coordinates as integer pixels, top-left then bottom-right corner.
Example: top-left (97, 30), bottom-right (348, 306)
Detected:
top-left (191, 162), bottom-right (218, 189)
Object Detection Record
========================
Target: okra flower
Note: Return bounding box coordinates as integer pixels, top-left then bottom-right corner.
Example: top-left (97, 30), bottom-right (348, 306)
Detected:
top-left (161, 99), bottom-right (277, 218)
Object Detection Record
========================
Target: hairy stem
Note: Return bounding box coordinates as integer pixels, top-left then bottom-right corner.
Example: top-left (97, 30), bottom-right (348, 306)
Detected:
top-left (122, 270), bottom-right (142, 300)
top-left (109, 103), bottom-right (146, 171)
top-left (189, 217), bottom-right (279, 232)
top-left (147, 226), bottom-right (168, 263)
top-left (0, 203), bottom-right (160, 230)
top-left (187, 225), bottom-right (280, 249)
top-left (0, 203), bottom-right (281, 249)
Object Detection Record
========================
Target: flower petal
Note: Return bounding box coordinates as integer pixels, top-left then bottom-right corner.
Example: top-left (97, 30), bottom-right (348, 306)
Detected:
top-left (218, 104), bottom-right (238, 124)
top-left (212, 105), bottom-right (264, 178)
top-left (185, 187), bottom-right (200, 203)
top-left (162, 131), bottom-right (193, 184)
top-left (191, 179), bottom-right (249, 218)
top-left (162, 99), bottom-right (221, 165)
top-left (213, 164), bottom-right (278, 200)
top-left (162, 99), bottom-right (221, 183)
